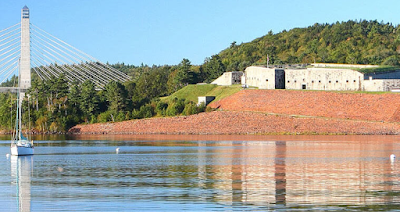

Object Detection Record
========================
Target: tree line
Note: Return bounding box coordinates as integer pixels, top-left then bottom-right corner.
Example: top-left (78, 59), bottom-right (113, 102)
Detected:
top-left (219, 20), bottom-right (400, 70)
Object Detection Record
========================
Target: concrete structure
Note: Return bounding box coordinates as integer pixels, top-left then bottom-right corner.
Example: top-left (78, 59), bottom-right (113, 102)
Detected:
top-left (0, 87), bottom-right (27, 93)
top-left (20, 6), bottom-right (30, 90)
top-left (241, 65), bottom-right (400, 92)
top-left (284, 68), bottom-right (363, 91)
top-left (363, 78), bottom-right (400, 92)
top-left (198, 96), bottom-right (215, 106)
top-left (211, 71), bottom-right (243, 86)
top-left (245, 66), bottom-right (285, 89)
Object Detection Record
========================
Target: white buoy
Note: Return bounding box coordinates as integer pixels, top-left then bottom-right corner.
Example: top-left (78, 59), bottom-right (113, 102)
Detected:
top-left (6, 154), bottom-right (10, 159)
top-left (116, 147), bottom-right (120, 154)
top-left (390, 154), bottom-right (396, 163)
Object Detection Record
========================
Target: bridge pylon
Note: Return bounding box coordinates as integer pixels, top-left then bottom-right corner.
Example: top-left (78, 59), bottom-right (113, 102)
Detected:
top-left (19, 6), bottom-right (31, 102)
top-left (20, 6), bottom-right (31, 90)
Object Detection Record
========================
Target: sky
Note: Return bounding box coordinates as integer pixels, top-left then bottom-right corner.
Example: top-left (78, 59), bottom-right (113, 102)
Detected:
top-left (1, 0), bottom-right (400, 66)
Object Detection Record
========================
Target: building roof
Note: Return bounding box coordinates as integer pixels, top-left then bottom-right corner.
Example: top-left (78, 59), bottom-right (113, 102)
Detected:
top-left (22, 5), bottom-right (29, 10)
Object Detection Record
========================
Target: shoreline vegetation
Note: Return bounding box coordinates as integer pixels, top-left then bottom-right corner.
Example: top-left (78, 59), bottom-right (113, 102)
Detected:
top-left (2, 89), bottom-right (400, 136)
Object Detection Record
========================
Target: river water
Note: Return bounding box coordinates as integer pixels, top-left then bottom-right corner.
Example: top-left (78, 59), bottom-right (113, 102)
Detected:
top-left (0, 134), bottom-right (399, 212)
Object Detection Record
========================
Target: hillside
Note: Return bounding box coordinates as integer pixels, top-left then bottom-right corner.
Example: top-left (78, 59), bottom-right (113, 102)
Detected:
top-left (219, 20), bottom-right (400, 71)
top-left (161, 84), bottom-right (242, 104)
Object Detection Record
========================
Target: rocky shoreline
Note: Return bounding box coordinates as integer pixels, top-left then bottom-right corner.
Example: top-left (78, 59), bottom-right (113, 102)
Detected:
top-left (67, 110), bottom-right (400, 135)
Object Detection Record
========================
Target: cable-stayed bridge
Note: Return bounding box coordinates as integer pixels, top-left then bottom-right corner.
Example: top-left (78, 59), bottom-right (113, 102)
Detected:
top-left (0, 6), bottom-right (130, 93)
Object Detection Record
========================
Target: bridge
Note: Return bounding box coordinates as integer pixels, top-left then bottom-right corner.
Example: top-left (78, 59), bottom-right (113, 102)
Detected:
top-left (0, 87), bottom-right (26, 93)
top-left (0, 6), bottom-right (130, 96)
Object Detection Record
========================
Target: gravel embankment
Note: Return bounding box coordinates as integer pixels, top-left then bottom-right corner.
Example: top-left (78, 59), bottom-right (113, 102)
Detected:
top-left (68, 110), bottom-right (400, 135)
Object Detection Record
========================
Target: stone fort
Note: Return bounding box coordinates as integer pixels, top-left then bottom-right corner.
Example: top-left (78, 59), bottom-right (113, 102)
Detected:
top-left (211, 64), bottom-right (400, 92)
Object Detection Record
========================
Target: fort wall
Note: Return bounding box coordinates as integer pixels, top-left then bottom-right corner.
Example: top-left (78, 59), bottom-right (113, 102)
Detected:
top-left (244, 66), bottom-right (275, 89)
top-left (285, 68), bottom-right (363, 91)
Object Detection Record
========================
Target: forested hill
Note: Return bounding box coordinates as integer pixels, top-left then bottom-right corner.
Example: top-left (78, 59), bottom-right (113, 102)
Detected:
top-left (219, 20), bottom-right (400, 71)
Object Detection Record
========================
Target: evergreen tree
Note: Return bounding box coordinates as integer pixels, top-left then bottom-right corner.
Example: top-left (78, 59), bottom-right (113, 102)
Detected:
top-left (80, 80), bottom-right (99, 123)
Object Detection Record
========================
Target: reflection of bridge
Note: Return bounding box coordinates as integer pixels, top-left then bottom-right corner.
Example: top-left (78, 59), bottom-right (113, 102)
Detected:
top-left (0, 6), bottom-right (130, 94)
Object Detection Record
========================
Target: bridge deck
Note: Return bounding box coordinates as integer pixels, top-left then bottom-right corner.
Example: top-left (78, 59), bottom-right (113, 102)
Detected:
top-left (0, 87), bottom-right (28, 93)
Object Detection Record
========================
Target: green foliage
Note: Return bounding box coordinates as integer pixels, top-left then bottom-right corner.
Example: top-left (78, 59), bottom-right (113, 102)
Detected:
top-left (0, 93), bottom-right (14, 130)
top-left (357, 66), bottom-right (400, 74)
top-left (140, 104), bottom-right (155, 118)
top-left (80, 80), bottom-right (99, 123)
top-left (218, 20), bottom-right (400, 67)
top-left (0, 75), bottom-right (18, 87)
top-left (182, 101), bottom-right (205, 116)
top-left (105, 81), bottom-right (128, 112)
top-left (163, 84), bottom-right (218, 103)
top-left (97, 110), bottom-right (113, 123)
top-left (155, 100), bottom-right (168, 116)
top-left (163, 84), bottom-right (241, 104)
top-left (166, 98), bottom-right (186, 116)
top-left (201, 55), bottom-right (226, 83)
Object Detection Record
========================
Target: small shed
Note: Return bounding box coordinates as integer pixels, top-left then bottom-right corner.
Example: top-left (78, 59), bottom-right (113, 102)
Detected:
top-left (197, 96), bottom-right (215, 106)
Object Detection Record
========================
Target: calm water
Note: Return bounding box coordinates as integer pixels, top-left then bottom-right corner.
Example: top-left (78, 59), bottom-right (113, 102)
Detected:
top-left (0, 134), bottom-right (400, 212)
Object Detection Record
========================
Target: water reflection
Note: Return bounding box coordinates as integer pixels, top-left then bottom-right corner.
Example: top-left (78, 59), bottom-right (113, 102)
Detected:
top-left (275, 141), bottom-right (286, 206)
top-left (11, 156), bottom-right (33, 212)
top-left (196, 140), bottom-right (400, 210)
top-left (1, 137), bottom-right (400, 211)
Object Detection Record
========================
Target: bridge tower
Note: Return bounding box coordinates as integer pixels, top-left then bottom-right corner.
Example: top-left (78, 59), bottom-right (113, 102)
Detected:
top-left (19, 6), bottom-right (30, 102)
top-left (20, 6), bottom-right (31, 90)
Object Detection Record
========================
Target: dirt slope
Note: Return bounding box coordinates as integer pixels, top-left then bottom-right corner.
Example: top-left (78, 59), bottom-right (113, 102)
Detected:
top-left (209, 89), bottom-right (400, 122)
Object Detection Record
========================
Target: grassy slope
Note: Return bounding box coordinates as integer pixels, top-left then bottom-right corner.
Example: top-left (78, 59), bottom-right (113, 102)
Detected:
top-left (161, 84), bottom-right (242, 104)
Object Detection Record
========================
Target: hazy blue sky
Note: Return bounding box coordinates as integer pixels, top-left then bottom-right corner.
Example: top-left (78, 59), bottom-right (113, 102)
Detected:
top-left (1, 0), bottom-right (400, 66)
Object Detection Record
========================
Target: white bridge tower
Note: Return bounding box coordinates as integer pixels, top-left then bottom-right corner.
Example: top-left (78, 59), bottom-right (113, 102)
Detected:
top-left (19, 6), bottom-right (31, 101)
top-left (20, 6), bottom-right (31, 89)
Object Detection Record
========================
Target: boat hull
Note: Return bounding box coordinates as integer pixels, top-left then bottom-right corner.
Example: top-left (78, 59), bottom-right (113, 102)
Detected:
top-left (11, 145), bottom-right (34, 156)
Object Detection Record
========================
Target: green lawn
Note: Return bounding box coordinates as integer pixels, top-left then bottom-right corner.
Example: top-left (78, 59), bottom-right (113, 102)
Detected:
top-left (161, 84), bottom-right (242, 104)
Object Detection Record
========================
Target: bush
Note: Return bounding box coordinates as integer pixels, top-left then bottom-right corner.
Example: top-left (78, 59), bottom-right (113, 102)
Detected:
top-left (155, 101), bottom-right (168, 116)
top-left (90, 115), bottom-right (97, 124)
top-left (140, 104), bottom-right (154, 118)
top-left (132, 109), bottom-right (142, 119)
top-left (49, 121), bottom-right (60, 133)
top-left (197, 102), bottom-right (206, 113)
top-left (182, 101), bottom-right (197, 116)
top-left (382, 55), bottom-right (400, 66)
top-left (125, 111), bottom-right (131, 120)
top-left (116, 111), bottom-right (126, 122)
top-left (97, 111), bottom-right (113, 123)
top-left (166, 98), bottom-right (186, 116)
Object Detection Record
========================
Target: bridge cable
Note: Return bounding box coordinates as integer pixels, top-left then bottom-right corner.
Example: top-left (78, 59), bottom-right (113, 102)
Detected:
top-left (31, 23), bottom-right (130, 82)
top-left (31, 27), bottom-right (117, 85)
top-left (31, 32), bottom-right (110, 86)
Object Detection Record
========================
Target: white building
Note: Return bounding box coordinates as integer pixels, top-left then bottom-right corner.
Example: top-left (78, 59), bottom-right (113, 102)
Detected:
top-left (242, 65), bottom-right (400, 92)
top-left (211, 71), bottom-right (244, 86)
